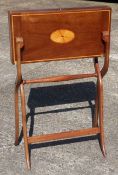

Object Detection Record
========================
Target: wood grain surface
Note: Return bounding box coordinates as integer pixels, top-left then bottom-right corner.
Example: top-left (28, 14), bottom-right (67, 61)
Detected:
top-left (9, 6), bottom-right (111, 64)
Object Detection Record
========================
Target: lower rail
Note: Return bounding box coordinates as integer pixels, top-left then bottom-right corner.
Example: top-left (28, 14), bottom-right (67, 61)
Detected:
top-left (28, 127), bottom-right (100, 144)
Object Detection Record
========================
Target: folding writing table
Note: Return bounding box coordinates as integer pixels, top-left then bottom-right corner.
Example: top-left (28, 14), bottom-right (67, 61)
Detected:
top-left (9, 6), bottom-right (111, 169)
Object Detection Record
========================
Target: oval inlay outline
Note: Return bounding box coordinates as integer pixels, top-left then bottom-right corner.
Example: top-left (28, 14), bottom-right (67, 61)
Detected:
top-left (50, 29), bottom-right (75, 44)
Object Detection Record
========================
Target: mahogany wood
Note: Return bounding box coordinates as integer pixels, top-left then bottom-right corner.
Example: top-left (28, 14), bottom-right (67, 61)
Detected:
top-left (20, 84), bottom-right (30, 169)
top-left (14, 83), bottom-right (20, 146)
top-left (28, 127), bottom-right (100, 144)
top-left (8, 6), bottom-right (111, 169)
top-left (95, 58), bottom-right (106, 156)
top-left (23, 73), bottom-right (97, 84)
top-left (9, 6), bottom-right (111, 64)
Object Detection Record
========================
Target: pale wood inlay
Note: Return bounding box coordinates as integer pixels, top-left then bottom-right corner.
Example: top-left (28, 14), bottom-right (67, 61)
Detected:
top-left (50, 29), bottom-right (75, 44)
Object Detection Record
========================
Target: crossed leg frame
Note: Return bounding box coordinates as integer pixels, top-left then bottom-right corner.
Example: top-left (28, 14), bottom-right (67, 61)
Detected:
top-left (14, 57), bottom-right (107, 169)
top-left (14, 30), bottom-right (110, 170)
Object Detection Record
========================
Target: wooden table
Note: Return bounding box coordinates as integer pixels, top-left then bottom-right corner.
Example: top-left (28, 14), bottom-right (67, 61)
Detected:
top-left (9, 6), bottom-right (111, 169)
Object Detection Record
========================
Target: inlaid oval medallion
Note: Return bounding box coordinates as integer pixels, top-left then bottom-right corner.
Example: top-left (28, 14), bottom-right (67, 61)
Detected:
top-left (50, 29), bottom-right (75, 44)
